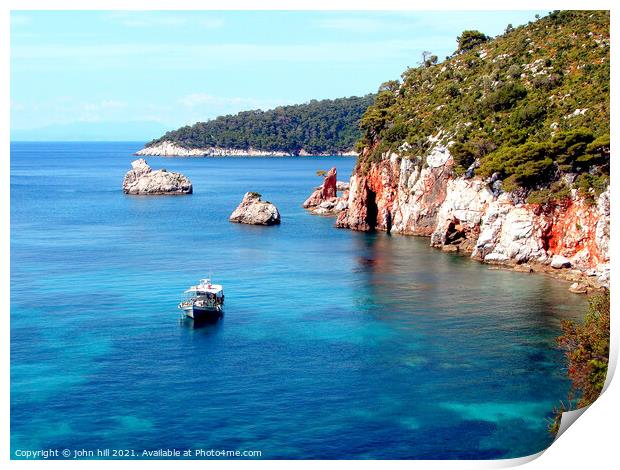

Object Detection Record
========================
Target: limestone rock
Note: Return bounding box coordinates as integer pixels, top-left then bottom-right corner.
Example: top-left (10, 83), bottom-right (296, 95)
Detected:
top-left (484, 253), bottom-right (509, 263)
top-left (337, 149), bottom-right (453, 234)
top-left (137, 141), bottom-right (290, 157)
top-left (569, 282), bottom-right (588, 294)
top-left (431, 178), bottom-right (494, 247)
top-left (595, 189), bottom-right (610, 259)
top-left (513, 264), bottom-right (534, 273)
top-left (426, 145), bottom-right (451, 168)
top-left (122, 159), bottom-right (192, 195)
top-left (551, 255), bottom-right (572, 269)
top-left (229, 192), bottom-right (281, 226)
top-left (336, 174), bottom-right (376, 230)
top-left (441, 245), bottom-right (459, 253)
top-left (136, 140), bottom-right (356, 157)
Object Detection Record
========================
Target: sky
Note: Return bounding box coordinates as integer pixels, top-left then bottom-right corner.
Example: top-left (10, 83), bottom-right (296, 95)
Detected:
top-left (11, 10), bottom-right (546, 141)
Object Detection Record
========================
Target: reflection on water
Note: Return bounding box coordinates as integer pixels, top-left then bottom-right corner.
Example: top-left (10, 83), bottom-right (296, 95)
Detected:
top-left (11, 142), bottom-right (587, 459)
top-left (179, 314), bottom-right (225, 331)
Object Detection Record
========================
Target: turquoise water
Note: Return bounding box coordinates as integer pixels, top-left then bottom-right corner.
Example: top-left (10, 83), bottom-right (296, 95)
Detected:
top-left (11, 142), bottom-right (586, 459)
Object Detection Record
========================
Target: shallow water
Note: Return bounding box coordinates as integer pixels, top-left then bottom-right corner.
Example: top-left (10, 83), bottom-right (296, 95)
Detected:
top-left (10, 142), bottom-right (586, 459)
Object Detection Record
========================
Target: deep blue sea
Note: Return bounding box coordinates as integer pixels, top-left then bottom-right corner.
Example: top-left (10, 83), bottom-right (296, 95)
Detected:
top-left (11, 142), bottom-right (587, 460)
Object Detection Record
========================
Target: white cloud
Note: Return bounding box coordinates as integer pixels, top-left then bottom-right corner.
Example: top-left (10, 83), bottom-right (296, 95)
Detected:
top-left (104, 12), bottom-right (223, 29)
top-left (11, 97), bottom-right (131, 129)
top-left (315, 17), bottom-right (402, 33)
top-left (81, 100), bottom-right (128, 111)
top-left (177, 93), bottom-right (264, 109)
top-left (11, 38), bottom-right (447, 67)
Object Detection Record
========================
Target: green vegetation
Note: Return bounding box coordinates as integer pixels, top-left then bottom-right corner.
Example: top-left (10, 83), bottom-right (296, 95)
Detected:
top-left (526, 181), bottom-right (571, 205)
top-left (357, 10), bottom-right (609, 198)
top-left (549, 290), bottom-right (610, 434)
top-left (147, 95), bottom-right (375, 155)
top-left (456, 30), bottom-right (490, 52)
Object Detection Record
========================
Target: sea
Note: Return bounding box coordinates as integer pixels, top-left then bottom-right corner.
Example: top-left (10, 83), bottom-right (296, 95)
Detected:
top-left (10, 141), bottom-right (587, 459)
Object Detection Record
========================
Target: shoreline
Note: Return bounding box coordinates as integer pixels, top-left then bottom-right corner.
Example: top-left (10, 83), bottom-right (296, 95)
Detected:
top-left (433, 234), bottom-right (606, 294)
top-left (135, 154), bottom-right (359, 158)
top-left (443, 245), bottom-right (607, 294)
top-left (136, 140), bottom-right (358, 158)
top-left (333, 222), bottom-right (607, 295)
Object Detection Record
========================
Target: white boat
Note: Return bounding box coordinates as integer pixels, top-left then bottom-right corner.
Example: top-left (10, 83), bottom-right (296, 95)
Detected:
top-left (178, 278), bottom-right (225, 321)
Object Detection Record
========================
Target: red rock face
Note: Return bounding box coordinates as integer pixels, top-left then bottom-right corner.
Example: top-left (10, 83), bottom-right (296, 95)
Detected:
top-left (303, 167), bottom-right (337, 208)
top-left (337, 152), bottom-right (453, 234)
top-left (337, 157), bottom-right (395, 231)
top-left (540, 197), bottom-right (608, 267)
top-left (323, 167), bottom-right (337, 199)
top-left (336, 176), bottom-right (373, 231)
top-left (366, 160), bottom-right (395, 231)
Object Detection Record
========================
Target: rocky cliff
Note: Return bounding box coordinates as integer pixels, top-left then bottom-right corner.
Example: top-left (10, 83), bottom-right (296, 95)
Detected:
top-left (336, 146), bottom-right (609, 288)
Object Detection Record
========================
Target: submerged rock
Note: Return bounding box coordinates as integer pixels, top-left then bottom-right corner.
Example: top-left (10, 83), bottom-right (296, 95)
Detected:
top-left (229, 192), bottom-right (281, 226)
top-left (122, 158), bottom-right (192, 195)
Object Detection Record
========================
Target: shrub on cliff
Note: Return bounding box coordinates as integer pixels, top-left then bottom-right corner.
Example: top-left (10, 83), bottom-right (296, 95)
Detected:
top-left (456, 30), bottom-right (490, 52)
top-left (451, 138), bottom-right (497, 175)
top-left (526, 181), bottom-right (571, 204)
top-left (358, 86), bottom-right (398, 141)
top-left (549, 291), bottom-right (610, 434)
top-left (477, 128), bottom-right (608, 196)
top-left (483, 82), bottom-right (527, 112)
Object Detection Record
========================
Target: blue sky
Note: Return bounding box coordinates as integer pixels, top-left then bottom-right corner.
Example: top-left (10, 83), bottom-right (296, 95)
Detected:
top-left (11, 10), bottom-right (545, 141)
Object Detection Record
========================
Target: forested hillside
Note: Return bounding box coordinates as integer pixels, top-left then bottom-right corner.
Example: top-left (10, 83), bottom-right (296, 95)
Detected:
top-left (146, 95), bottom-right (375, 155)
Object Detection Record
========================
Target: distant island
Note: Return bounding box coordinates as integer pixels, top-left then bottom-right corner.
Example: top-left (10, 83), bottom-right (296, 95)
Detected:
top-left (137, 95), bottom-right (375, 156)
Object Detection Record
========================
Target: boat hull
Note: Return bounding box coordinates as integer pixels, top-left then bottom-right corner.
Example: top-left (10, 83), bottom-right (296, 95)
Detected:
top-left (186, 305), bottom-right (223, 322)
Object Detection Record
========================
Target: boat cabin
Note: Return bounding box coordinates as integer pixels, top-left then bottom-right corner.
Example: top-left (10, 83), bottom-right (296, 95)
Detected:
top-left (179, 278), bottom-right (224, 312)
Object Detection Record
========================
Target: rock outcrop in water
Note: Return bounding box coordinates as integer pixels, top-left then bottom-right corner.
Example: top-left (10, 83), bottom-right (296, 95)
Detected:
top-left (229, 192), bottom-right (281, 226)
top-left (122, 159), bottom-right (192, 195)
top-left (335, 146), bottom-right (610, 289)
top-left (303, 168), bottom-right (350, 216)
top-left (303, 168), bottom-right (337, 207)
